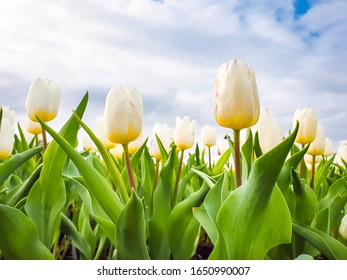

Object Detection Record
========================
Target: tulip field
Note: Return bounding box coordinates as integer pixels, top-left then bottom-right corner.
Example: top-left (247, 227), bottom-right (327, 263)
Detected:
top-left (0, 59), bottom-right (347, 260)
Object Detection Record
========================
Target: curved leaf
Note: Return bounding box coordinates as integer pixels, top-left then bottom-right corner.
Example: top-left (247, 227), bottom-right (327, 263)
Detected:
top-left (0, 204), bottom-right (54, 260)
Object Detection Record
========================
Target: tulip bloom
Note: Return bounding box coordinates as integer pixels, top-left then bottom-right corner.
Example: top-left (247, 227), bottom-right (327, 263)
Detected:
top-left (110, 145), bottom-right (124, 160)
top-left (336, 141), bottom-right (347, 165)
top-left (128, 134), bottom-right (145, 154)
top-left (0, 105), bottom-right (15, 125)
top-left (0, 118), bottom-right (14, 160)
top-left (174, 116), bottom-right (196, 151)
top-left (201, 125), bottom-right (217, 147)
top-left (213, 58), bottom-right (259, 188)
top-left (96, 116), bottom-right (116, 150)
top-left (251, 107), bottom-right (283, 153)
top-left (323, 138), bottom-right (334, 157)
top-left (104, 86), bottom-right (143, 145)
top-left (213, 59), bottom-right (260, 131)
top-left (150, 123), bottom-right (173, 160)
top-left (292, 108), bottom-right (317, 145)
top-left (25, 78), bottom-right (61, 122)
top-left (339, 214), bottom-right (347, 240)
top-left (307, 123), bottom-right (325, 156)
top-left (26, 117), bottom-right (42, 135)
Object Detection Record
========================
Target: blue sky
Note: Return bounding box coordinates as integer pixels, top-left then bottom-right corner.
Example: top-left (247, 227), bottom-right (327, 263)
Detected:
top-left (0, 0), bottom-right (346, 149)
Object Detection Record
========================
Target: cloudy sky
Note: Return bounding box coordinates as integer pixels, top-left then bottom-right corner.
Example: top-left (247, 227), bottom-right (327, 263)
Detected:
top-left (1, 0), bottom-right (346, 149)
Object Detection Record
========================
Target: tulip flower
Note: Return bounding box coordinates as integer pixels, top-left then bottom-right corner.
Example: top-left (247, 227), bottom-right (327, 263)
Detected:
top-left (110, 144), bottom-right (124, 160)
top-left (292, 108), bottom-right (317, 145)
top-left (336, 140), bottom-right (347, 166)
top-left (213, 58), bottom-right (260, 188)
top-left (104, 86), bottom-right (143, 145)
top-left (26, 117), bottom-right (42, 135)
top-left (174, 116), bottom-right (196, 151)
top-left (25, 78), bottom-right (61, 151)
top-left (104, 86), bottom-right (143, 190)
top-left (0, 118), bottom-right (14, 160)
top-left (218, 139), bottom-right (230, 155)
top-left (323, 138), bottom-right (334, 157)
top-left (292, 107), bottom-right (317, 177)
top-left (213, 59), bottom-right (260, 131)
top-left (25, 78), bottom-right (61, 123)
top-left (251, 107), bottom-right (283, 154)
top-left (149, 123), bottom-right (173, 161)
top-left (339, 214), bottom-right (347, 240)
top-left (95, 115), bottom-right (116, 150)
top-left (173, 116), bottom-right (196, 202)
top-left (128, 134), bottom-right (145, 155)
top-left (81, 131), bottom-right (96, 152)
top-left (201, 125), bottom-right (217, 169)
top-left (307, 123), bottom-right (325, 156)
top-left (0, 105), bottom-right (15, 125)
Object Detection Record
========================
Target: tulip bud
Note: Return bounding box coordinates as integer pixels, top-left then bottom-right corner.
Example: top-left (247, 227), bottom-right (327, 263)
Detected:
top-left (213, 58), bottom-right (260, 131)
top-left (293, 108), bottom-right (317, 144)
top-left (0, 105), bottom-right (16, 125)
top-left (110, 144), bottom-right (124, 160)
top-left (25, 78), bottom-right (61, 122)
top-left (304, 154), bottom-right (322, 166)
top-left (104, 86), bottom-right (143, 144)
top-left (307, 123), bottom-right (326, 156)
top-left (339, 214), bottom-right (347, 240)
top-left (150, 123), bottom-right (173, 160)
top-left (96, 115), bottom-right (116, 150)
top-left (81, 131), bottom-right (96, 152)
top-left (128, 134), bottom-right (145, 154)
top-left (201, 125), bottom-right (217, 147)
top-left (174, 116), bottom-right (196, 150)
top-left (26, 117), bottom-right (42, 135)
top-left (337, 140), bottom-right (347, 164)
top-left (0, 118), bottom-right (14, 159)
top-left (251, 107), bottom-right (283, 153)
top-left (323, 138), bottom-right (334, 157)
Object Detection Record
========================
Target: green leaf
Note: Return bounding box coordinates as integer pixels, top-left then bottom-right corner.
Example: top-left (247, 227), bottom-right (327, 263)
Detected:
top-left (212, 148), bottom-right (231, 175)
top-left (210, 124), bottom-right (298, 260)
top-left (168, 183), bottom-right (210, 260)
top-left (293, 221), bottom-right (347, 260)
top-left (148, 146), bottom-right (176, 260)
top-left (241, 128), bottom-right (253, 180)
top-left (0, 204), bottom-right (54, 260)
top-left (60, 213), bottom-right (92, 259)
top-left (116, 190), bottom-right (150, 260)
top-left (38, 112), bottom-right (124, 225)
top-left (73, 112), bottom-right (129, 202)
top-left (0, 146), bottom-right (42, 186)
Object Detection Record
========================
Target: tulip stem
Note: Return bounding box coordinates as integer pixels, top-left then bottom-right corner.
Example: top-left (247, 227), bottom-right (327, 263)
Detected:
top-left (310, 155), bottom-right (316, 189)
top-left (174, 149), bottom-right (185, 204)
top-left (300, 144), bottom-right (305, 177)
top-left (208, 146), bottom-right (212, 170)
top-left (234, 130), bottom-right (242, 188)
top-left (41, 126), bottom-right (48, 152)
top-left (123, 143), bottom-right (136, 191)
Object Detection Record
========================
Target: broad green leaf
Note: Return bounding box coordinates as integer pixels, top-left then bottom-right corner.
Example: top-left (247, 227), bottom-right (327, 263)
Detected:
top-left (148, 146), bottom-right (176, 260)
top-left (293, 222), bottom-right (347, 260)
top-left (212, 148), bottom-right (231, 175)
top-left (60, 213), bottom-right (92, 259)
top-left (26, 93), bottom-right (88, 248)
top-left (295, 254), bottom-right (314, 260)
top-left (241, 128), bottom-right (253, 180)
top-left (168, 183), bottom-right (209, 260)
top-left (116, 190), bottom-right (150, 260)
top-left (0, 146), bottom-right (42, 186)
top-left (65, 176), bottom-right (117, 245)
top-left (277, 144), bottom-right (309, 193)
top-left (210, 124), bottom-right (298, 260)
top-left (73, 112), bottom-right (129, 202)
top-left (311, 178), bottom-right (347, 234)
top-left (0, 204), bottom-right (54, 260)
top-left (38, 115), bottom-right (124, 225)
